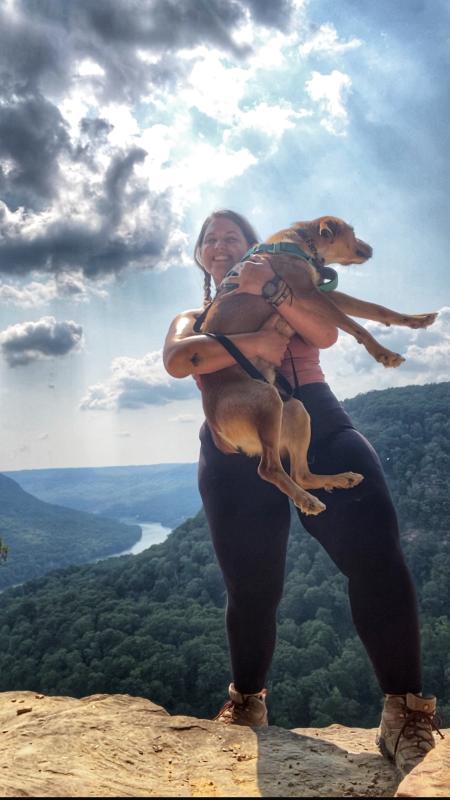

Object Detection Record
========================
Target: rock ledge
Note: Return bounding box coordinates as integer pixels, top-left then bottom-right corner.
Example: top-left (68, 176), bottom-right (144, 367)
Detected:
top-left (0, 692), bottom-right (448, 797)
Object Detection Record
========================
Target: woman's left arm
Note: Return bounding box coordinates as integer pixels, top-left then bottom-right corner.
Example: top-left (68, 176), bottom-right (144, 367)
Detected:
top-left (227, 256), bottom-right (338, 348)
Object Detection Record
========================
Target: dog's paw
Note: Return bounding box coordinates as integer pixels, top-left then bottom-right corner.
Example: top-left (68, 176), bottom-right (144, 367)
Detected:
top-left (400, 312), bottom-right (438, 329)
top-left (310, 471), bottom-right (364, 491)
top-left (296, 494), bottom-right (326, 516)
top-left (376, 348), bottom-right (405, 368)
top-left (330, 471), bottom-right (364, 489)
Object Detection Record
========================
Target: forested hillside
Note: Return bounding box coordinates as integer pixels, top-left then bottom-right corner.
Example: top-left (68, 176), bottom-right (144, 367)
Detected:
top-left (7, 463), bottom-right (200, 528)
top-left (0, 474), bottom-right (140, 591)
top-left (0, 382), bottom-right (448, 728)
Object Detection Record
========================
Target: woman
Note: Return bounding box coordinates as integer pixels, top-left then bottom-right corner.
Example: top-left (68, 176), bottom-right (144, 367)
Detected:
top-left (163, 209), bottom-right (439, 777)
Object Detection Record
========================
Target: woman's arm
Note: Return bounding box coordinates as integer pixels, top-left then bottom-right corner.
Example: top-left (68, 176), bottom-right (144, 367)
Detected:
top-left (163, 309), bottom-right (290, 379)
top-left (226, 256), bottom-right (338, 348)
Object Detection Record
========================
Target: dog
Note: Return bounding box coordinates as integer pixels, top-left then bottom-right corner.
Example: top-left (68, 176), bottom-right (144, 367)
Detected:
top-left (196, 216), bottom-right (437, 515)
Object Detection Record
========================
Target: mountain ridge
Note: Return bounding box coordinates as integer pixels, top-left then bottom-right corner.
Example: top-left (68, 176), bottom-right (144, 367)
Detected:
top-left (6, 462), bottom-right (201, 528)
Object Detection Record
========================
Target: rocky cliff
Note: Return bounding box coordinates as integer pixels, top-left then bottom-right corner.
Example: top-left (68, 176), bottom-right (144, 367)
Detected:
top-left (0, 692), bottom-right (447, 797)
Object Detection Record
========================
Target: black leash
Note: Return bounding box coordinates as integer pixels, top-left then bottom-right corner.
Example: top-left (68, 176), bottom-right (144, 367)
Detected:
top-left (193, 304), bottom-right (212, 334)
top-left (202, 331), bottom-right (296, 400)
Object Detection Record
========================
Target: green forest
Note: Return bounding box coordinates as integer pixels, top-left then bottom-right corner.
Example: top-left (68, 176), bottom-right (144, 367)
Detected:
top-left (0, 474), bottom-right (140, 591)
top-left (0, 382), bottom-right (449, 729)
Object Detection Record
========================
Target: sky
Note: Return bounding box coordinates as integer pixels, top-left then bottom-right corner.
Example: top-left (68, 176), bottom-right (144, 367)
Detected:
top-left (0, 0), bottom-right (449, 471)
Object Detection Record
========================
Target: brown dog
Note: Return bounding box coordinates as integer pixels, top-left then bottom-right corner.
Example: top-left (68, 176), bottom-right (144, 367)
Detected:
top-left (197, 216), bottom-right (437, 515)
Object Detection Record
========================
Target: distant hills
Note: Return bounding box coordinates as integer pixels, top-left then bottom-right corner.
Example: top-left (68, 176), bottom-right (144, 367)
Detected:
top-left (6, 463), bottom-right (201, 528)
top-left (0, 382), bottom-right (449, 728)
top-left (0, 473), bottom-right (141, 592)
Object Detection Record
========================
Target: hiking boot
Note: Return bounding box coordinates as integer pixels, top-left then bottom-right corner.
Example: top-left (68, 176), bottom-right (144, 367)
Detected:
top-left (213, 683), bottom-right (268, 727)
top-left (376, 693), bottom-right (444, 777)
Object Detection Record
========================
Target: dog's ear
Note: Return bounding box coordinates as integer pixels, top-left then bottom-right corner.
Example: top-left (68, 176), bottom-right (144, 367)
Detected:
top-left (319, 219), bottom-right (338, 241)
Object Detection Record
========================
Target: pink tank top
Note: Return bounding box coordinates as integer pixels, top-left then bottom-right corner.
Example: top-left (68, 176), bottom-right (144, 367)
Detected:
top-left (279, 334), bottom-right (325, 387)
top-left (194, 335), bottom-right (325, 391)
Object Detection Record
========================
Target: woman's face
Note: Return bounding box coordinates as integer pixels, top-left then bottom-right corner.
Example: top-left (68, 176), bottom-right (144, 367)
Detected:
top-left (199, 216), bottom-right (249, 285)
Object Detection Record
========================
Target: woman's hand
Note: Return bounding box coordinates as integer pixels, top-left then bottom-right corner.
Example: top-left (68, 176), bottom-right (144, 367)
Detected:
top-left (225, 255), bottom-right (275, 295)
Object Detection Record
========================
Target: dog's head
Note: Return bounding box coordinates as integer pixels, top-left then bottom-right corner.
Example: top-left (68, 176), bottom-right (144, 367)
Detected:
top-left (269, 216), bottom-right (373, 266)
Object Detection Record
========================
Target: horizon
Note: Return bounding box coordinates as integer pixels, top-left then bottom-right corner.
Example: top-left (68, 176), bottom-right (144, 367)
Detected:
top-left (0, 0), bottom-right (449, 471)
top-left (3, 379), bottom-right (447, 473)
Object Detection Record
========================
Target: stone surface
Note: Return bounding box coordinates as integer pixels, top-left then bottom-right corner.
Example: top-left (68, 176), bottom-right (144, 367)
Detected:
top-left (0, 691), bottom-right (447, 797)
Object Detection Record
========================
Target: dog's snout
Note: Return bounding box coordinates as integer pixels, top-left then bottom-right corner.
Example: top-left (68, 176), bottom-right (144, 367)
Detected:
top-left (355, 240), bottom-right (373, 260)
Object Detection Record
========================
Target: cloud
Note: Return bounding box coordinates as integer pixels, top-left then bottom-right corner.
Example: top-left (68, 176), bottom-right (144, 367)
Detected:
top-left (321, 307), bottom-right (450, 398)
top-left (299, 23), bottom-right (362, 57)
top-left (0, 92), bottom-right (71, 210)
top-left (0, 145), bottom-right (177, 278)
top-left (0, 1), bottom-right (299, 282)
top-left (80, 350), bottom-right (197, 410)
top-left (0, 280), bottom-right (59, 308)
top-left (305, 70), bottom-right (352, 135)
top-left (1, 1), bottom-right (288, 280)
top-left (244, 0), bottom-right (294, 30)
top-left (0, 272), bottom-right (109, 307)
top-left (169, 414), bottom-right (197, 423)
top-left (0, 315), bottom-right (83, 367)
top-left (2, 1), bottom-right (295, 108)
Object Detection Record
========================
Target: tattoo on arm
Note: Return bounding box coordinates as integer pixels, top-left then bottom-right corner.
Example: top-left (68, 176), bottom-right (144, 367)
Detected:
top-left (190, 353), bottom-right (200, 367)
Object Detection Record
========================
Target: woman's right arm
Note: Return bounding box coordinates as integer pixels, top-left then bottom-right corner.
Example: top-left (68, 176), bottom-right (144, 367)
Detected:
top-left (163, 310), bottom-right (290, 379)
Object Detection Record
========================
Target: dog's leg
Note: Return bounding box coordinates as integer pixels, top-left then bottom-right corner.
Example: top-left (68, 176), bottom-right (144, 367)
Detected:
top-left (281, 398), bottom-right (364, 491)
top-left (209, 426), bottom-right (240, 454)
top-left (250, 389), bottom-right (326, 515)
top-left (328, 291), bottom-right (438, 329)
top-left (281, 284), bottom-right (405, 368)
top-left (266, 257), bottom-right (405, 367)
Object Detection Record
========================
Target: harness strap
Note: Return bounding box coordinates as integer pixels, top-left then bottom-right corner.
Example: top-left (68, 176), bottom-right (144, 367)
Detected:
top-left (241, 242), bottom-right (339, 292)
top-left (203, 332), bottom-right (295, 400)
top-left (286, 346), bottom-right (300, 391)
top-left (242, 242), bottom-right (315, 263)
top-left (193, 303), bottom-right (213, 333)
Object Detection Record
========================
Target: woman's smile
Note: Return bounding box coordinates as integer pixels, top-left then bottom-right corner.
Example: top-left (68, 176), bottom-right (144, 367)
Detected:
top-left (200, 217), bottom-right (249, 284)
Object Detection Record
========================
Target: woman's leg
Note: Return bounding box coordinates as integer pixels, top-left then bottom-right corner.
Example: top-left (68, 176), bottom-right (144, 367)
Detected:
top-left (298, 425), bottom-right (422, 694)
top-left (198, 423), bottom-right (291, 694)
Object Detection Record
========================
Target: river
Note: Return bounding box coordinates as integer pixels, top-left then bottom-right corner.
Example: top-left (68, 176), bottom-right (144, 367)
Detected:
top-left (109, 521), bottom-right (172, 558)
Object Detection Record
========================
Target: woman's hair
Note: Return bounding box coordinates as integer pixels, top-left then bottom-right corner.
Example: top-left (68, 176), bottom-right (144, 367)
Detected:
top-left (194, 209), bottom-right (260, 307)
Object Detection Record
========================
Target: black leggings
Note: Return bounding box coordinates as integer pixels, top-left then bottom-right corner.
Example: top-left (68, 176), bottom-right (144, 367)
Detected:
top-left (198, 382), bottom-right (422, 696)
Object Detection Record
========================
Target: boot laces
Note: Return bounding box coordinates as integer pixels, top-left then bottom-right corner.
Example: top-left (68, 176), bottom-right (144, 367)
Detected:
top-left (213, 696), bottom-right (252, 723)
top-left (394, 708), bottom-right (445, 758)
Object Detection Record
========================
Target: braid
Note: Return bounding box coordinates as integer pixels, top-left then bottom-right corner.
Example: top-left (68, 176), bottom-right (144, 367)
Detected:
top-left (203, 270), bottom-right (212, 307)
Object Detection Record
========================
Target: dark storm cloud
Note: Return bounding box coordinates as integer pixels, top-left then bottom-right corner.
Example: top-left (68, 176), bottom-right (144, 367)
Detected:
top-left (101, 147), bottom-right (147, 228)
top-left (0, 92), bottom-right (70, 210)
top-left (0, 0), bottom-right (295, 280)
top-left (0, 5), bottom-right (67, 95)
top-left (0, 148), bottom-right (176, 277)
top-left (0, 146), bottom-right (172, 278)
top-left (20, 0), bottom-right (290, 54)
top-left (245, 0), bottom-right (293, 29)
top-left (11, 0), bottom-right (295, 100)
top-left (0, 316), bottom-right (83, 367)
top-left (0, 0), bottom-right (296, 101)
